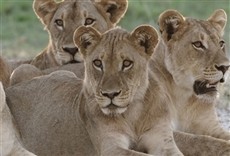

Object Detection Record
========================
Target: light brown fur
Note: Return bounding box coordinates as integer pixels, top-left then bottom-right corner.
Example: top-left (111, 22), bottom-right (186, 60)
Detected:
top-left (6, 26), bottom-right (184, 156)
top-left (0, 82), bottom-right (36, 156)
top-left (10, 0), bottom-right (127, 86)
top-left (150, 9), bottom-right (230, 155)
top-left (30, 0), bottom-right (128, 70)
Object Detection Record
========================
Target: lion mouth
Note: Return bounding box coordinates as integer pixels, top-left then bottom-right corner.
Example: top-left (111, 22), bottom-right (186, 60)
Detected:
top-left (193, 80), bottom-right (219, 95)
top-left (101, 103), bottom-right (128, 115)
top-left (69, 60), bottom-right (81, 64)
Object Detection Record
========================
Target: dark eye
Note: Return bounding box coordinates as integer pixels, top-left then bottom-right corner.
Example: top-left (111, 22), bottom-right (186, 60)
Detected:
top-left (122, 60), bottom-right (133, 71)
top-left (192, 41), bottom-right (205, 50)
top-left (84, 18), bottom-right (95, 26)
top-left (93, 59), bottom-right (103, 70)
top-left (55, 19), bottom-right (63, 27)
top-left (219, 40), bottom-right (225, 49)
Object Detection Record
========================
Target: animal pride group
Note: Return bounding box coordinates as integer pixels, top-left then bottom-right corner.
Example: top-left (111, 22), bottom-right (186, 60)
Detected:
top-left (1, 0), bottom-right (230, 156)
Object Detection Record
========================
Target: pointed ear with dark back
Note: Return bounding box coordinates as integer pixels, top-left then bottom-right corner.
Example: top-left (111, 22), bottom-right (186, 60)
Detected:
top-left (130, 25), bottom-right (159, 58)
top-left (158, 9), bottom-right (185, 41)
top-left (207, 9), bottom-right (227, 36)
top-left (33, 0), bottom-right (58, 26)
top-left (74, 26), bottom-right (101, 57)
top-left (94, 0), bottom-right (128, 25)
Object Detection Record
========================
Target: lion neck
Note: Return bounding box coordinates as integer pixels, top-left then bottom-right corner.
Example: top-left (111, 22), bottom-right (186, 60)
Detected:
top-left (151, 40), bottom-right (193, 105)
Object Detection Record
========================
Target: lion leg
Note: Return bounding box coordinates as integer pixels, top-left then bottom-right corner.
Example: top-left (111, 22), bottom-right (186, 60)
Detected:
top-left (10, 64), bottom-right (43, 86)
top-left (189, 105), bottom-right (230, 141)
top-left (174, 131), bottom-right (230, 156)
top-left (0, 82), bottom-right (36, 156)
top-left (138, 122), bottom-right (183, 156)
top-left (97, 134), bottom-right (153, 156)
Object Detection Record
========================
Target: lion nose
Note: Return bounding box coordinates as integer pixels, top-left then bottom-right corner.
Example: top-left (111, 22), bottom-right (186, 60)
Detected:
top-left (62, 47), bottom-right (78, 56)
top-left (215, 65), bottom-right (229, 74)
top-left (101, 90), bottom-right (121, 100)
top-left (215, 64), bottom-right (230, 83)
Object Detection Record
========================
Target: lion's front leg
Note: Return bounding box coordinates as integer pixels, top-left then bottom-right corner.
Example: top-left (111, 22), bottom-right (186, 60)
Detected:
top-left (138, 121), bottom-right (183, 156)
top-left (89, 131), bottom-right (153, 156)
top-left (174, 131), bottom-right (230, 156)
top-left (187, 105), bottom-right (230, 141)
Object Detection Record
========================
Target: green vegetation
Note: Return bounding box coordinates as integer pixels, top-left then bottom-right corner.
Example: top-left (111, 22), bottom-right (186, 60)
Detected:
top-left (0, 0), bottom-right (229, 59)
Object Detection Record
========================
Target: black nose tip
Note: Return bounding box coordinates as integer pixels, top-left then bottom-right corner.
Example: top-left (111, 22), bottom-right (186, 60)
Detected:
top-left (63, 47), bottom-right (78, 56)
top-left (101, 91), bottom-right (121, 99)
top-left (215, 65), bottom-right (229, 74)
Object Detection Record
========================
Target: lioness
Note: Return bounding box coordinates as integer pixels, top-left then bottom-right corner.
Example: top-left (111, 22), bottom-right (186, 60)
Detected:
top-left (30, 0), bottom-right (128, 69)
top-left (154, 9), bottom-right (230, 148)
top-left (0, 82), bottom-right (36, 156)
top-left (6, 25), bottom-right (185, 155)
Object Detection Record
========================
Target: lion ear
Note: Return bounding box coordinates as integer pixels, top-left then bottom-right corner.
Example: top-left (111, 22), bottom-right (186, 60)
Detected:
top-left (130, 25), bottom-right (159, 58)
top-left (207, 9), bottom-right (227, 36)
top-left (74, 26), bottom-right (101, 57)
top-left (158, 9), bottom-right (185, 41)
top-left (94, 0), bottom-right (128, 25)
top-left (33, 0), bottom-right (58, 26)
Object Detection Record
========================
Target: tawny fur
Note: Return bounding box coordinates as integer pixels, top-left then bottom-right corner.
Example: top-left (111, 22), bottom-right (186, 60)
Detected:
top-left (10, 0), bottom-right (128, 86)
top-left (0, 82), bottom-right (36, 156)
top-left (30, 0), bottom-right (128, 70)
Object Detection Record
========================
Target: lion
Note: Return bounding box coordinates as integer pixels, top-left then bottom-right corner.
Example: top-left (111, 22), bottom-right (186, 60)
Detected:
top-left (6, 25), bottom-right (186, 156)
top-left (152, 9), bottom-right (230, 154)
top-left (0, 82), bottom-right (36, 156)
top-left (30, 0), bottom-right (128, 70)
top-left (5, 25), bottom-right (230, 156)
top-left (6, 0), bottom-right (127, 87)
top-left (0, 57), bottom-right (10, 88)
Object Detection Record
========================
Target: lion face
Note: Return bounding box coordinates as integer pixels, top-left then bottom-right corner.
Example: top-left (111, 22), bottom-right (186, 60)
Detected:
top-left (159, 9), bottom-right (229, 100)
top-left (74, 25), bottom-right (158, 116)
top-left (33, 0), bottom-right (127, 65)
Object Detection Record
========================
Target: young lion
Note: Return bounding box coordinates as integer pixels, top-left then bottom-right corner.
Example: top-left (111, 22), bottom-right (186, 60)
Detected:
top-left (30, 0), bottom-right (128, 69)
top-left (152, 9), bottom-right (230, 154)
top-left (0, 82), bottom-right (36, 156)
top-left (9, 0), bottom-right (128, 86)
top-left (6, 25), bottom-right (184, 156)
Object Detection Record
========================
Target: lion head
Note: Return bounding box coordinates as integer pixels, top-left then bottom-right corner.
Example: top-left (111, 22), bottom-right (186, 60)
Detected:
top-left (32, 0), bottom-right (127, 67)
top-left (74, 25), bottom-right (158, 116)
top-left (158, 9), bottom-right (229, 101)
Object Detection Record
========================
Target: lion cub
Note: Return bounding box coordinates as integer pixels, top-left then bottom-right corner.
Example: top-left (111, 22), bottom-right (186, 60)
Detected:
top-left (6, 25), bottom-right (182, 156)
top-left (10, 0), bottom-right (128, 86)
top-left (151, 9), bottom-right (230, 155)
top-left (31, 0), bottom-right (128, 69)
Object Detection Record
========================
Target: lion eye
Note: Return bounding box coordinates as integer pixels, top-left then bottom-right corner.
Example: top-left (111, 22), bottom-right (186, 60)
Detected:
top-left (55, 19), bottom-right (64, 27)
top-left (192, 41), bottom-right (205, 50)
top-left (219, 40), bottom-right (225, 49)
top-left (84, 18), bottom-right (95, 26)
top-left (93, 59), bottom-right (103, 70)
top-left (122, 60), bottom-right (133, 71)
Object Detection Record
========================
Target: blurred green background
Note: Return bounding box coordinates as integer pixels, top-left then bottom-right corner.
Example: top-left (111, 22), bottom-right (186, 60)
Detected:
top-left (0, 0), bottom-right (229, 59)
